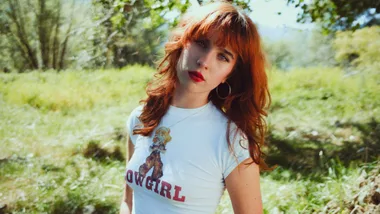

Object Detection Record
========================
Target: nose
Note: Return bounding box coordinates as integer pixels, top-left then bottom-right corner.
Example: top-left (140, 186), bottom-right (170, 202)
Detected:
top-left (196, 52), bottom-right (212, 70)
top-left (196, 59), bottom-right (207, 70)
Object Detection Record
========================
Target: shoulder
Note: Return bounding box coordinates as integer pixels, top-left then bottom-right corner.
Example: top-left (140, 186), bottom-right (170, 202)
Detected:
top-left (128, 105), bottom-right (144, 122)
top-left (126, 105), bottom-right (144, 130)
top-left (130, 105), bottom-right (144, 117)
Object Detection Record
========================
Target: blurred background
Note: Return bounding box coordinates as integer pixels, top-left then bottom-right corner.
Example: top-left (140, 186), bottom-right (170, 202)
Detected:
top-left (0, 0), bottom-right (379, 213)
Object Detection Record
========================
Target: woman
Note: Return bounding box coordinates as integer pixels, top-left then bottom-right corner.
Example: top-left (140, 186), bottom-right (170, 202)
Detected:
top-left (121, 2), bottom-right (273, 214)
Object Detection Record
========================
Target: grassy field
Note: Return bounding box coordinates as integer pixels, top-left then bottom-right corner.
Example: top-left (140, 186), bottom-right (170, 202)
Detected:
top-left (0, 65), bottom-right (379, 213)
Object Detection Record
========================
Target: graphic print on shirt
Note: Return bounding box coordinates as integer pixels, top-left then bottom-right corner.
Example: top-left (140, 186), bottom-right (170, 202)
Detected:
top-left (139, 126), bottom-right (172, 181)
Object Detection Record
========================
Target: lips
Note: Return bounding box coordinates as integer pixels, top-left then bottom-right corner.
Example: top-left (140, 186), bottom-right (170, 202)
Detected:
top-left (188, 71), bottom-right (205, 82)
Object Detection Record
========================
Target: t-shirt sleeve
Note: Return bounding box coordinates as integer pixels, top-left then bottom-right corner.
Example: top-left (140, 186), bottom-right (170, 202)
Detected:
top-left (221, 125), bottom-right (251, 179)
top-left (126, 106), bottom-right (142, 145)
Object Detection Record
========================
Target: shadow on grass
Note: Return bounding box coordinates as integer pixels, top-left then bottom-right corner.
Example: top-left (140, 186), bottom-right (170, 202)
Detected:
top-left (82, 140), bottom-right (124, 163)
top-left (51, 191), bottom-right (118, 214)
top-left (265, 118), bottom-right (380, 174)
top-left (0, 155), bottom-right (28, 165)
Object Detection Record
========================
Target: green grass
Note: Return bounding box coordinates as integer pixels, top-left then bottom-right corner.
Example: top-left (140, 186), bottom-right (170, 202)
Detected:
top-left (268, 67), bottom-right (380, 134)
top-left (216, 160), bottom-right (380, 214)
top-left (0, 65), bottom-right (379, 213)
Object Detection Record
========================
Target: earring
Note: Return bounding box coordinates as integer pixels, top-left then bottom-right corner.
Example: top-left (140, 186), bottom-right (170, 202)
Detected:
top-left (216, 82), bottom-right (231, 99)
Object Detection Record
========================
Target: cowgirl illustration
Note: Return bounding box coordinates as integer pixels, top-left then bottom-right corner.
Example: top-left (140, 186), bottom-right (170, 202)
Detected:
top-left (138, 127), bottom-right (172, 180)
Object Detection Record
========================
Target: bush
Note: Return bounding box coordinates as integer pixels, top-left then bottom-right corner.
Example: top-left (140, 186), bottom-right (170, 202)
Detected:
top-left (334, 26), bottom-right (380, 71)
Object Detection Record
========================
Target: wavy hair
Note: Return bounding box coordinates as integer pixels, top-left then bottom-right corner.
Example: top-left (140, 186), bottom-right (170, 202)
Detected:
top-left (133, 2), bottom-right (274, 171)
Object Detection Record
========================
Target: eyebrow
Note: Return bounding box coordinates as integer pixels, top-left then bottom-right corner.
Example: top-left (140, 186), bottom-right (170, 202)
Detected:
top-left (223, 49), bottom-right (235, 60)
top-left (200, 37), bottom-right (235, 60)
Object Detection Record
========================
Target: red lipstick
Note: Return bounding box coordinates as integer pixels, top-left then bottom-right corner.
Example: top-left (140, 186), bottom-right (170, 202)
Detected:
top-left (188, 71), bottom-right (205, 82)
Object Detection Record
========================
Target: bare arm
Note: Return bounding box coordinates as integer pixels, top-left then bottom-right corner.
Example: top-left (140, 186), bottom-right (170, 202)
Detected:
top-left (120, 135), bottom-right (134, 214)
top-left (225, 158), bottom-right (263, 214)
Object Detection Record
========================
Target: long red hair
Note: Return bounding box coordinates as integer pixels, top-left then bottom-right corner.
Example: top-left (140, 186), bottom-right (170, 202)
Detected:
top-left (134, 2), bottom-right (274, 171)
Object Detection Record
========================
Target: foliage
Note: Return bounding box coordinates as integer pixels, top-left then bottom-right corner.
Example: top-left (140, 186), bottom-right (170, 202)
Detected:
top-left (290, 27), bottom-right (337, 68)
top-left (1, 0), bottom-right (77, 71)
top-left (288, 0), bottom-right (380, 32)
top-left (219, 160), bottom-right (380, 214)
top-left (263, 27), bottom-right (337, 70)
top-left (0, 64), bottom-right (152, 113)
top-left (268, 67), bottom-right (380, 124)
top-left (0, 0), bottom-right (256, 72)
top-left (197, 0), bottom-right (251, 12)
top-left (263, 25), bottom-right (380, 72)
top-left (263, 39), bottom-right (294, 70)
top-left (2, 0), bottom-right (379, 72)
top-left (89, 0), bottom-right (252, 68)
top-left (333, 26), bottom-right (380, 71)
top-left (89, 0), bottom-right (180, 68)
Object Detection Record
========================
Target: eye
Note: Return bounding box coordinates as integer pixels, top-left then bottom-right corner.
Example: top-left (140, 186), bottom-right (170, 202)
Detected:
top-left (218, 53), bottom-right (229, 62)
top-left (195, 40), bottom-right (207, 48)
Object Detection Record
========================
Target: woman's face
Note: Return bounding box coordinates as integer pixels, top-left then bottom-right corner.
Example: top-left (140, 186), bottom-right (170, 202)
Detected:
top-left (175, 32), bottom-right (237, 94)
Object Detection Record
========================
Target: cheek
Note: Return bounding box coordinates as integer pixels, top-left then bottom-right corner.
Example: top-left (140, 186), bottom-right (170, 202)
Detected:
top-left (216, 65), bottom-right (234, 81)
top-left (184, 46), bottom-right (198, 63)
top-left (177, 49), bottom-right (191, 68)
top-left (176, 51), bottom-right (185, 72)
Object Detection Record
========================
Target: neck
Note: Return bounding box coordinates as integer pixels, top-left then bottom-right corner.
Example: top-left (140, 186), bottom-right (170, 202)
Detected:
top-left (171, 85), bottom-right (209, 109)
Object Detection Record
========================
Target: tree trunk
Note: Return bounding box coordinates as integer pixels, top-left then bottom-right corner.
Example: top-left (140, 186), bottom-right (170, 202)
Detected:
top-left (105, 26), bottom-right (113, 68)
top-left (58, 0), bottom-right (75, 70)
top-left (52, 0), bottom-right (61, 69)
top-left (7, 0), bottom-right (39, 69)
top-left (38, 0), bottom-right (52, 69)
top-left (59, 23), bottom-right (71, 70)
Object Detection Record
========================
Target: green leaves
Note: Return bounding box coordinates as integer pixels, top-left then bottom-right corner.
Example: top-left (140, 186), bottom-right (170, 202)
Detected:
top-left (288, 0), bottom-right (380, 33)
top-left (333, 26), bottom-right (380, 71)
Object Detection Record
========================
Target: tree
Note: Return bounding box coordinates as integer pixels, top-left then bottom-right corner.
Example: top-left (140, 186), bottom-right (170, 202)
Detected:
top-left (333, 26), bottom-right (380, 70)
top-left (1, 0), bottom-right (76, 71)
top-left (263, 39), bottom-right (293, 70)
top-left (90, 0), bottom-right (252, 68)
top-left (90, 0), bottom-right (188, 68)
top-left (197, 0), bottom-right (251, 12)
top-left (288, 0), bottom-right (380, 32)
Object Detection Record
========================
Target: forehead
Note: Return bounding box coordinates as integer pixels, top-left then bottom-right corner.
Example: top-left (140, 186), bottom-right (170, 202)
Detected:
top-left (182, 9), bottom-right (252, 61)
top-left (196, 30), bottom-right (236, 54)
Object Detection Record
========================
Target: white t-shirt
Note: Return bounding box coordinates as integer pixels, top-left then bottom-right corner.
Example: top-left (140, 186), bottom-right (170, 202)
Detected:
top-left (125, 101), bottom-right (250, 214)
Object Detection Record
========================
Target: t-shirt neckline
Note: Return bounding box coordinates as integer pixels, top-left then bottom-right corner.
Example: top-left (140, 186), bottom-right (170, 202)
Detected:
top-left (168, 100), bottom-right (212, 116)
